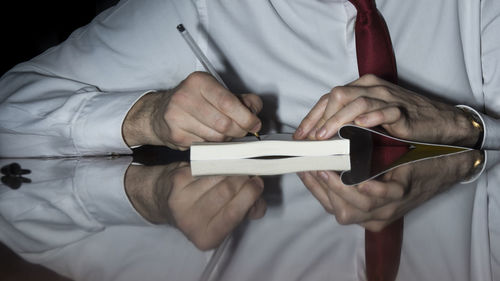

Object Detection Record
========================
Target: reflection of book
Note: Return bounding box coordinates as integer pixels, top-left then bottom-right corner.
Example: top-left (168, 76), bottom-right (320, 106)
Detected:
top-left (190, 134), bottom-right (349, 160)
top-left (338, 125), bottom-right (470, 185)
top-left (191, 155), bottom-right (351, 176)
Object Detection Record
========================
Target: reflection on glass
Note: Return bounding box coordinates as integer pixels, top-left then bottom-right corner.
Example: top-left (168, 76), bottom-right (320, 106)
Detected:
top-left (299, 149), bottom-right (485, 231)
top-left (124, 162), bottom-right (266, 250)
top-left (0, 150), bottom-right (498, 281)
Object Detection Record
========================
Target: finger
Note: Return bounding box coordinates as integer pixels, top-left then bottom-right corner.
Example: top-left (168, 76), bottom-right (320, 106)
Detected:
top-left (241, 93), bottom-right (263, 114)
top-left (298, 171), bottom-right (333, 212)
top-left (168, 113), bottom-right (229, 145)
top-left (201, 81), bottom-right (262, 134)
top-left (354, 105), bottom-right (403, 128)
top-left (208, 176), bottom-right (264, 234)
top-left (183, 97), bottom-right (250, 138)
top-left (323, 183), bottom-right (373, 225)
top-left (367, 201), bottom-right (400, 221)
top-left (317, 96), bottom-right (389, 139)
top-left (294, 95), bottom-right (329, 140)
top-left (313, 171), bottom-right (372, 223)
top-left (247, 197), bottom-right (267, 220)
top-left (317, 171), bottom-right (391, 213)
top-left (193, 176), bottom-right (251, 220)
top-left (357, 180), bottom-right (405, 200)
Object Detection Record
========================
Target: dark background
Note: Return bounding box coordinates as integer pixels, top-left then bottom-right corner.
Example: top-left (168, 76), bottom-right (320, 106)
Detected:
top-left (0, 0), bottom-right (119, 76)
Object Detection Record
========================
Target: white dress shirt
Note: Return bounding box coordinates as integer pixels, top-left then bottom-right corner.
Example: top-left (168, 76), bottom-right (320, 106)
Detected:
top-left (0, 0), bottom-right (499, 156)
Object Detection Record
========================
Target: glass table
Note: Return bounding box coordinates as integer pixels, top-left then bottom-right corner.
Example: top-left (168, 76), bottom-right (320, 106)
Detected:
top-left (0, 146), bottom-right (498, 281)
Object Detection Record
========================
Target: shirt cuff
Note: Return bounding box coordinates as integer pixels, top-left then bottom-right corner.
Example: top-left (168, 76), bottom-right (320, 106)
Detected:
top-left (456, 105), bottom-right (486, 149)
top-left (72, 90), bottom-right (153, 155)
top-left (480, 113), bottom-right (500, 150)
top-left (74, 157), bottom-right (152, 226)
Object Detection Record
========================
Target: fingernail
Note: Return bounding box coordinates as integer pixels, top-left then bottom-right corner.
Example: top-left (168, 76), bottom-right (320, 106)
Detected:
top-left (319, 171), bottom-right (329, 181)
top-left (251, 121), bottom-right (262, 133)
top-left (317, 128), bottom-right (327, 139)
top-left (355, 116), bottom-right (367, 126)
top-left (294, 128), bottom-right (304, 138)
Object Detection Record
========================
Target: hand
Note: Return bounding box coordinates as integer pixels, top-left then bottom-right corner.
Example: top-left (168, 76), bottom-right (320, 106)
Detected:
top-left (294, 74), bottom-right (479, 147)
top-left (298, 150), bottom-right (483, 232)
top-left (125, 162), bottom-right (266, 250)
top-left (123, 72), bottom-right (263, 150)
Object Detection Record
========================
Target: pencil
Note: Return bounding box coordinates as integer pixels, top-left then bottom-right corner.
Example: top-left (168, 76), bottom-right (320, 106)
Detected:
top-left (176, 24), bottom-right (261, 141)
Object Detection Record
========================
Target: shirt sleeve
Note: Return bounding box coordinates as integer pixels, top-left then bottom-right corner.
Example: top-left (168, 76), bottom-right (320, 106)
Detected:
top-left (480, 0), bottom-right (500, 149)
top-left (0, 0), bottom-right (199, 157)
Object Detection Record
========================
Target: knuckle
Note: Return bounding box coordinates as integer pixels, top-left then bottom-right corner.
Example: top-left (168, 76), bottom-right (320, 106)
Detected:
top-left (185, 71), bottom-right (208, 85)
top-left (335, 210), bottom-right (353, 225)
top-left (169, 90), bottom-right (189, 105)
top-left (354, 97), bottom-right (370, 110)
top-left (224, 205), bottom-right (242, 223)
top-left (360, 74), bottom-right (380, 84)
top-left (372, 85), bottom-right (391, 98)
top-left (169, 132), bottom-right (189, 147)
top-left (217, 95), bottom-right (236, 113)
top-left (216, 182), bottom-right (237, 201)
top-left (330, 87), bottom-right (348, 103)
top-left (192, 238), bottom-right (214, 251)
top-left (213, 116), bottom-right (232, 133)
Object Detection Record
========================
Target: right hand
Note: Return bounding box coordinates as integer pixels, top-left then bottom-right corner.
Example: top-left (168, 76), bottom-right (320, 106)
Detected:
top-left (123, 71), bottom-right (262, 150)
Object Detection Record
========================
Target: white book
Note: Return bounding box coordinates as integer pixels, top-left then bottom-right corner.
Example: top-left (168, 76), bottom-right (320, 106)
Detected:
top-left (190, 134), bottom-right (350, 161)
top-left (191, 155), bottom-right (351, 176)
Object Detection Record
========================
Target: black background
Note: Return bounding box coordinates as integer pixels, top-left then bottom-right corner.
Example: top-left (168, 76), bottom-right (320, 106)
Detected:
top-left (0, 0), bottom-right (119, 76)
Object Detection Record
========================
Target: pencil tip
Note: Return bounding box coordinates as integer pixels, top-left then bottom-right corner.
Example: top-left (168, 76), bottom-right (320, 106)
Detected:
top-left (177, 24), bottom-right (185, 32)
top-left (254, 133), bottom-right (261, 141)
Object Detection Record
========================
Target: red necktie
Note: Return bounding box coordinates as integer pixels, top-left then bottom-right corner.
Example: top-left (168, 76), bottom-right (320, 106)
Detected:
top-left (348, 0), bottom-right (403, 280)
top-left (349, 0), bottom-right (398, 84)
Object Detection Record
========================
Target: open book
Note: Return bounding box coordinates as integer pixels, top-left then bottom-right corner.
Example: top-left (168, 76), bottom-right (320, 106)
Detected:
top-left (190, 125), bottom-right (471, 180)
top-left (190, 134), bottom-right (349, 160)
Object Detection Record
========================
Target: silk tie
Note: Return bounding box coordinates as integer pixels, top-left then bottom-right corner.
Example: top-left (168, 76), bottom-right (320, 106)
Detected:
top-left (347, 0), bottom-right (403, 280)
top-left (349, 0), bottom-right (397, 84)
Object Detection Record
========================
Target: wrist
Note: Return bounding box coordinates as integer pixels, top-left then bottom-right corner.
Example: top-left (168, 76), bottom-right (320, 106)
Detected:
top-left (122, 91), bottom-right (162, 147)
top-left (124, 164), bottom-right (167, 223)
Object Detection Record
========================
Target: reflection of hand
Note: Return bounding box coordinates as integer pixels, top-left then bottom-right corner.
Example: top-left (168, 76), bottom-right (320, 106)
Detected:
top-left (294, 74), bottom-right (480, 147)
top-left (123, 71), bottom-right (262, 150)
top-left (298, 150), bottom-right (483, 232)
top-left (125, 162), bottom-right (266, 250)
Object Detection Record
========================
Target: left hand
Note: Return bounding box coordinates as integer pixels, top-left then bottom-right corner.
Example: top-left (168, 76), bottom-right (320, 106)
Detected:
top-left (297, 150), bottom-right (484, 232)
top-left (294, 74), bottom-right (479, 147)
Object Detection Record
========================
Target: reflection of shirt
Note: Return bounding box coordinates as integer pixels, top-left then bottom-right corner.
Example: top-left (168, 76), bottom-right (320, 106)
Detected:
top-left (1, 0), bottom-right (500, 157)
top-left (0, 155), bottom-right (499, 281)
